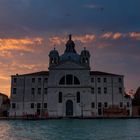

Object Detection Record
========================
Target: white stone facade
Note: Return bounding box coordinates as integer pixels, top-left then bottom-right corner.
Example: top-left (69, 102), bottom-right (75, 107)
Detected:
top-left (10, 35), bottom-right (132, 118)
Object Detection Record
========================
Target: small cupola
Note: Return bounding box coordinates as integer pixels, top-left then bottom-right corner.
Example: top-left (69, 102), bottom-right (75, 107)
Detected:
top-left (80, 47), bottom-right (90, 65)
top-left (49, 48), bottom-right (59, 65)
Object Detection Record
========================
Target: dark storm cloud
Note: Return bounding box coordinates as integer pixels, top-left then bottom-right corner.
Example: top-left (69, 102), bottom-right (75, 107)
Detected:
top-left (0, 0), bottom-right (140, 36)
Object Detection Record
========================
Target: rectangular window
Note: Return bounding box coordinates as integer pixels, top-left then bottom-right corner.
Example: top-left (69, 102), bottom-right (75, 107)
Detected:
top-left (119, 78), bottom-right (122, 83)
top-left (98, 102), bottom-right (102, 108)
top-left (44, 78), bottom-right (48, 83)
top-left (127, 102), bottom-right (130, 107)
top-left (98, 78), bottom-right (101, 83)
top-left (32, 78), bottom-right (35, 83)
top-left (38, 78), bottom-right (41, 83)
top-left (91, 102), bottom-right (95, 108)
top-left (104, 78), bottom-right (107, 83)
top-left (38, 88), bottom-right (41, 94)
top-left (31, 103), bottom-right (34, 108)
top-left (66, 75), bottom-right (73, 85)
top-left (44, 88), bottom-right (48, 94)
top-left (13, 78), bottom-right (17, 83)
top-left (44, 103), bottom-right (47, 108)
top-left (98, 87), bottom-right (101, 94)
top-left (91, 88), bottom-right (94, 94)
top-left (98, 109), bottom-right (102, 115)
top-left (77, 92), bottom-right (80, 103)
top-left (104, 102), bottom-right (108, 108)
top-left (37, 103), bottom-right (41, 108)
top-left (120, 102), bottom-right (123, 108)
top-left (91, 78), bottom-right (94, 83)
top-left (119, 87), bottom-right (122, 94)
top-left (31, 88), bottom-right (35, 95)
top-left (12, 103), bottom-right (16, 109)
top-left (13, 88), bottom-right (17, 94)
top-left (104, 87), bottom-right (107, 94)
top-left (58, 92), bottom-right (62, 103)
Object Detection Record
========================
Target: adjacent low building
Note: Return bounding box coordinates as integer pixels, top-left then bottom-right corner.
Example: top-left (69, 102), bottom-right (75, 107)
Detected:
top-left (132, 87), bottom-right (140, 117)
top-left (10, 35), bottom-right (132, 118)
top-left (0, 93), bottom-right (9, 117)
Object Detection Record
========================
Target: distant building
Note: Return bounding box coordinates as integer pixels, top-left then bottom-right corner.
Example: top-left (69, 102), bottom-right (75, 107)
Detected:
top-left (0, 93), bottom-right (9, 117)
top-left (132, 87), bottom-right (140, 116)
top-left (10, 35), bottom-right (132, 118)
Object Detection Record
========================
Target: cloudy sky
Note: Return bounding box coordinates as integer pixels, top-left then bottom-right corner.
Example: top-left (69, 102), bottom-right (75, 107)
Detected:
top-left (0, 0), bottom-right (140, 96)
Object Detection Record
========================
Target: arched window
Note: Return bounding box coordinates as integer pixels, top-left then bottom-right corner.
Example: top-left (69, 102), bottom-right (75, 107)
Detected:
top-left (66, 75), bottom-right (73, 85)
top-left (59, 76), bottom-right (65, 85)
top-left (74, 76), bottom-right (80, 85)
top-left (59, 75), bottom-right (80, 85)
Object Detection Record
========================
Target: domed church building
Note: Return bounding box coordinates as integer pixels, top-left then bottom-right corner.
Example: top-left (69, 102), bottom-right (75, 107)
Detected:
top-left (10, 35), bottom-right (132, 118)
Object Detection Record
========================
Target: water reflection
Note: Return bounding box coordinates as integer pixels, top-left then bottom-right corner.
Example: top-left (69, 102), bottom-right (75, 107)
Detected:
top-left (0, 119), bottom-right (140, 140)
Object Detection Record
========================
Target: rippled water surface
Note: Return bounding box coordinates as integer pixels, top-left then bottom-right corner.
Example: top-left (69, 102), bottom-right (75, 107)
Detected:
top-left (0, 119), bottom-right (140, 140)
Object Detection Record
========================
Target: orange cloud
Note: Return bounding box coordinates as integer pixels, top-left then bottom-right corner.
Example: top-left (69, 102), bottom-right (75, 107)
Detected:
top-left (12, 63), bottom-right (46, 72)
top-left (113, 32), bottom-right (123, 40)
top-left (0, 72), bottom-right (10, 96)
top-left (73, 34), bottom-right (96, 43)
top-left (0, 85), bottom-right (10, 97)
top-left (100, 32), bottom-right (113, 39)
top-left (0, 75), bottom-right (9, 80)
top-left (0, 37), bottom-right (43, 52)
top-left (128, 32), bottom-right (140, 40)
top-left (49, 36), bottom-right (66, 45)
top-left (100, 32), bottom-right (140, 41)
top-left (10, 61), bottom-right (36, 70)
top-left (49, 34), bottom-right (96, 45)
top-left (0, 50), bottom-right (13, 58)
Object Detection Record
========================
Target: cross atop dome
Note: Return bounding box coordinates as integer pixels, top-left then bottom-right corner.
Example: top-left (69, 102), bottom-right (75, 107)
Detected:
top-left (69, 34), bottom-right (72, 40)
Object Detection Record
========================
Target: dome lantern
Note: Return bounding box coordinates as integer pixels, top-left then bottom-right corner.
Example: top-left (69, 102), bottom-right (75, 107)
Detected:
top-left (65, 34), bottom-right (76, 53)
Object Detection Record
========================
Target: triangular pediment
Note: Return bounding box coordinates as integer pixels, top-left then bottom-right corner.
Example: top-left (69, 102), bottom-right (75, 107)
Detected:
top-left (50, 61), bottom-right (90, 70)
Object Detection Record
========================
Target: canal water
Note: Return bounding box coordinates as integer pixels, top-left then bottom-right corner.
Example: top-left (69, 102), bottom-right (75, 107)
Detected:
top-left (0, 119), bottom-right (140, 140)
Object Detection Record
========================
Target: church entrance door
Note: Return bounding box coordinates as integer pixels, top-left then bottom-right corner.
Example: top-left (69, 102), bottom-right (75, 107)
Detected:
top-left (66, 100), bottom-right (73, 116)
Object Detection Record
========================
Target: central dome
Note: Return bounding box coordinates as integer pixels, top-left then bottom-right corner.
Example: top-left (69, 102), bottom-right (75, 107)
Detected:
top-left (60, 52), bottom-right (80, 62)
top-left (60, 34), bottom-right (80, 63)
